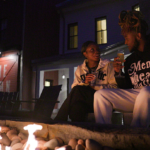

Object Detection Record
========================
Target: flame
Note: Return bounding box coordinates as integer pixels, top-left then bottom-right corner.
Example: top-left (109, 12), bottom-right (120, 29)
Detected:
top-left (0, 124), bottom-right (42, 150)
top-left (5, 146), bottom-right (10, 150)
top-left (23, 124), bottom-right (42, 150)
top-left (56, 148), bottom-right (66, 150)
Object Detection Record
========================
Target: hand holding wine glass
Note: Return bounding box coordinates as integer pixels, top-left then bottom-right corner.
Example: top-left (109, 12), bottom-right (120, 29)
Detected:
top-left (114, 50), bottom-right (125, 78)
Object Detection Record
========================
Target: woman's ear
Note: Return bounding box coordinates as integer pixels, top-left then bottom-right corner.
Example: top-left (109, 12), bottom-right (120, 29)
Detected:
top-left (136, 33), bottom-right (142, 41)
top-left (83, 52), bottom-right (87, 58)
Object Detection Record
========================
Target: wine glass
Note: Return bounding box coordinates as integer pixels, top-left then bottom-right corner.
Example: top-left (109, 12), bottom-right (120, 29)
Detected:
top-left (115, 49), bottom-right (125, 78)
top-left (90, 70), bottom-right (97, 86)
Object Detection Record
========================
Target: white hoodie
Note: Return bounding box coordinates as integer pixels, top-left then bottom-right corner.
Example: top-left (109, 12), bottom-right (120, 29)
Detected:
top-left (71, 58), bottom-right (117, 90)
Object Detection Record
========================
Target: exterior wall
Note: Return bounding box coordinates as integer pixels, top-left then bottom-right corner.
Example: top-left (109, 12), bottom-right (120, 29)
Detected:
top-left (58, 0), bottom-right (139, 55)
top-left (33, 57), bottom-right (83, 108)
top-left (33, 66), bottom-right (70, 112)
top-left (0, 1), bottom-right (23, 94)
top-left (22, 0), bottom-right (60, 101)
top-left (29, 0), bottom-right (150, 113)
top-left (34, 0), bottom-right (143, 108)
top-left (0, 0), bottom-right (24, 50)
top-left (139, 0), bottom-right (150, 34)
top-left (1, 0), bottom-right (149, 112)
top-left (0, 51), bottom-right (19, 92)
top-left (0, 0), bottom-right (60, 104)
top-left (44, 71), bottom-right (58, 86)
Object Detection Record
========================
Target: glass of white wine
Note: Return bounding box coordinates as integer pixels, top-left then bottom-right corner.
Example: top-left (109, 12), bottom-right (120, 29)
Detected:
top-left (115, 49), bottom-right (125, 78)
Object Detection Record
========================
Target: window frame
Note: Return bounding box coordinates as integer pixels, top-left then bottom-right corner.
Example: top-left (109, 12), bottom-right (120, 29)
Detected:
top-left (95, 16), bottom-right (107, 45)
top-left (68, 22), bottom-right (78, 50)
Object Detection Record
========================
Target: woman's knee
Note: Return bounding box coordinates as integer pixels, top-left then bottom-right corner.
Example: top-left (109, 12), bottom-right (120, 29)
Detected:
top-left (94, 89), bottom-right (109, 106)
top-left (140, 86), bottom-right (150, 95)
top-left (137, 86), bottom-right (150, 104)
top-left (94, 89), bottom-right (109, 98)
top-left (72, 85), bottom-right (87, 91)
top-left (72, 85), bottom-right (80, 90)
top-left (72, 85), bottom-right (94, 94)
top-left (70, 85), bottom-right (82, 95)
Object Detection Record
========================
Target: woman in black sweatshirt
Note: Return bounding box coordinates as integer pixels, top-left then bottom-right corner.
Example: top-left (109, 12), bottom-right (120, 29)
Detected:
top-left (94, 10), bottom-right (150, 127)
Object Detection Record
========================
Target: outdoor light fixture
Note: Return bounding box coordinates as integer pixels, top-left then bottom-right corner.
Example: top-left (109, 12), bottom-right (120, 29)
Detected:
top-left (62, 70), bottom-right (65, 79)
top-left (62, 74), bottom-right (65, 79)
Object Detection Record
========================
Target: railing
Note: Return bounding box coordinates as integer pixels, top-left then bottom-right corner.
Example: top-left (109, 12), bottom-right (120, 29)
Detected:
top-left (0, 91), bottom-right (19, 115)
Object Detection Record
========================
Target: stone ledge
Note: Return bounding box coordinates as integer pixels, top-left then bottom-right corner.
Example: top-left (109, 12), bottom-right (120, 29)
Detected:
top-left (48, 123), bottom-right (150, 150)
top-left (0, 120), bottom-right (150, 150)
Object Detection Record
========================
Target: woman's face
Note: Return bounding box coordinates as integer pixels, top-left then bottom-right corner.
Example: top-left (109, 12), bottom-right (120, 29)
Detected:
top-left (83, 43), bottom-right (100, 62)
top-left (124, 31), bottom-right (140, 52)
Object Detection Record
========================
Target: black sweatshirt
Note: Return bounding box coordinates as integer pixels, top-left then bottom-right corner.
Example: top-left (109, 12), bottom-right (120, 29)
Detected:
top-left (116, 34), bottom-right (150, 89)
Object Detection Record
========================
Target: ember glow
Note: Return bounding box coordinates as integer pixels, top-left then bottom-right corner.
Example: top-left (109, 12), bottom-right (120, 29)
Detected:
top-left (23, 124), bottom-right (42, 150)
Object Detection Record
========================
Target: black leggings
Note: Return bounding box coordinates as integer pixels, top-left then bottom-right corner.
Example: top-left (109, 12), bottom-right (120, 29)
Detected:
top-left (54, 85), bottom-right (95, 122)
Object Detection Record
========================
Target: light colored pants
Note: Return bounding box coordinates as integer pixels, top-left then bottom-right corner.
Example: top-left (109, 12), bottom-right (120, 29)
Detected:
top-left (94, 86), bottom-right (150, 127)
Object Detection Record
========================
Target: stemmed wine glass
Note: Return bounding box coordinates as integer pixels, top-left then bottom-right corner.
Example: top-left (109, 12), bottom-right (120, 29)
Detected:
top-left (115, 49), bottom-right (125, 78)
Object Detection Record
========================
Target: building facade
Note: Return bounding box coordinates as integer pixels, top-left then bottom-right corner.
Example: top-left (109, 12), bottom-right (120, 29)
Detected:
top-left (1, 0), bottom-right (149, 115)
top-left (0, 0), bottom-right (60, 110)
top-left (32, 0), bottom-right (149, 116)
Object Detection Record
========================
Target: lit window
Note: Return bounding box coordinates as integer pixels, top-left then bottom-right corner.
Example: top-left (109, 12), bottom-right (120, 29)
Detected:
top-left (96, 18), bottom-right (107, 44)
top-left (68, 23), bottom-right (78, 49)
top-left (133, 4), bottom-right (140, 11)
top-left (45, 81), bottom-right (50, 87)
top-left (45, 79), bottom-right (53, 87)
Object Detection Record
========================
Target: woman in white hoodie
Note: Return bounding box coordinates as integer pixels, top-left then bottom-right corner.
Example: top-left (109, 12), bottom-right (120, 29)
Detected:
top-left (54, 41), bottom-right (117, 122)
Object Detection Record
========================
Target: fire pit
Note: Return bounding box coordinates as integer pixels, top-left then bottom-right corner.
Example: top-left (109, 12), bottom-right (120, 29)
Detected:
top-left (0, 120), bottom-right (150, 150)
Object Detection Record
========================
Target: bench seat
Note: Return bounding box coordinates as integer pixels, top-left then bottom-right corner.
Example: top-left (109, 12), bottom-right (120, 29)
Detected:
top-left (86, 111), bottom-right (132, 125)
